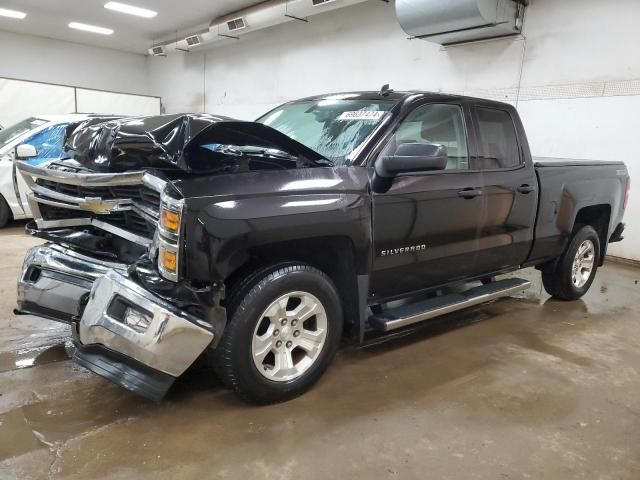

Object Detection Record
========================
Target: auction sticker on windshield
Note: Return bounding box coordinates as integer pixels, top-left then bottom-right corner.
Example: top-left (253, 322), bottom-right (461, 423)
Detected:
top-left (337, 111), bottom-right (386, 121)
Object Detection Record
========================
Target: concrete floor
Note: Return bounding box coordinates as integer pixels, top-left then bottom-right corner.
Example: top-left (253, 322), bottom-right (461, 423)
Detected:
top-left (1, 222), bottom-right (640, 479)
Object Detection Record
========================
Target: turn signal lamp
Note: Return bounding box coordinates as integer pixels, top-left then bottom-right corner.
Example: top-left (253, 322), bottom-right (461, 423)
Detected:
top-left (161, 208), bottom-right (180, 233)
top-left (158, 191), bottom-right (184, 281)
top-left (160, 247), bottom-right (177, 272)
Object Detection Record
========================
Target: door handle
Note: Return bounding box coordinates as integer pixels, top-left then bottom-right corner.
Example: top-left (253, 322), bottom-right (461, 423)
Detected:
top-left (517, 184), bottom-right (536, 194)
top-left (458, 188), bottom-right (482, 199)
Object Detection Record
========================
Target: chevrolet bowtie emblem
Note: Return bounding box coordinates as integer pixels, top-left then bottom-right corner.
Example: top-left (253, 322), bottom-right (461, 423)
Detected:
top-left (84, 197), bottom-right (113, 213)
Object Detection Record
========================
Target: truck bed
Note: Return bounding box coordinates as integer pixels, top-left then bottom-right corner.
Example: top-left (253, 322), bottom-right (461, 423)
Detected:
top-left (528, 158), bottom-right (628, 263)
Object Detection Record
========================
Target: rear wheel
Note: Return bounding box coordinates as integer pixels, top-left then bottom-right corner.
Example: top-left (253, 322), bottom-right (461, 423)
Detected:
top-left (211, 263), bottom-right (343, 404)
top-left (542, 225), bottom-right (600, 300)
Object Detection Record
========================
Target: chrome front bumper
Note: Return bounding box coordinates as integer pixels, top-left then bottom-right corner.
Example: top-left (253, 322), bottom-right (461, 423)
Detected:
top-left (17, 244), bottom-right (214, 399)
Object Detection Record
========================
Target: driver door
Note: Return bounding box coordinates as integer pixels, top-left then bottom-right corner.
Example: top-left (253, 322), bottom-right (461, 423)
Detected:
top-left (370, 102), bottom-right (488, 300)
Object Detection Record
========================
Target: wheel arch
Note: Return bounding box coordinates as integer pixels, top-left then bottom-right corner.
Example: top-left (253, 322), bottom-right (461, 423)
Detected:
top-left (223, 236), bottom-right (368, 344)
top-left (572, 204), bottom-right (611, 266)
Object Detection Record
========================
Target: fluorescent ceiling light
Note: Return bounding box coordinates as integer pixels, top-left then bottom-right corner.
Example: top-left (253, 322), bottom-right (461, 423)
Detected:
top-left (0, 8), bottom-right (26, 19)
top-left (68, 22), bottom-right (114, 35)
top-left (104, 2), bottom-right (157, 18)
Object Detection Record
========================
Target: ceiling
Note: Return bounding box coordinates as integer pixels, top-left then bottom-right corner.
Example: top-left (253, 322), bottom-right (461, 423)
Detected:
top-left (0, 0), bottom-right (263, 54)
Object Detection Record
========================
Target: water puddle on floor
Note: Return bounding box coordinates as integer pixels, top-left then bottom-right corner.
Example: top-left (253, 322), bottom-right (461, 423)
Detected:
top-left (0, 342), bottom-right (73, 373)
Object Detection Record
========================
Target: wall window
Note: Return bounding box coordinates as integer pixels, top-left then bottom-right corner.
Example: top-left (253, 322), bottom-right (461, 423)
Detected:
top-left (384, 104), bottom-right (469, 171)
top-left (473, 108), bottom-right (520, 169)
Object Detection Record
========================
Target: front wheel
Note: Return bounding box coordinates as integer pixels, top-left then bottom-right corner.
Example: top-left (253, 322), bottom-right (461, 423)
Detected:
top-left (211, 263), bottom-right (343, 404)
top-left (542, 225), bottom-right (600, 300)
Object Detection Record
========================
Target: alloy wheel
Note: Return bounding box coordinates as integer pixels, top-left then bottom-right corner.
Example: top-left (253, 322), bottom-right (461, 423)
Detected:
top-left (251, 291), bottom-right (328, 382)
top-left (572, 239), bottom-right (595, 288)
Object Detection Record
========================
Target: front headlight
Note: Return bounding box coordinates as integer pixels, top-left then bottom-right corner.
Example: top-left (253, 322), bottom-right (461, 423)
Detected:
top-left (158, 191), bottom-right (184, 281)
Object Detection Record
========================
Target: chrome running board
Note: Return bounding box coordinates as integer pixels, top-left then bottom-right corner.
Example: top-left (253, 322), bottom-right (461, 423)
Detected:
top-left (369, 278), bottom-right (531, 332)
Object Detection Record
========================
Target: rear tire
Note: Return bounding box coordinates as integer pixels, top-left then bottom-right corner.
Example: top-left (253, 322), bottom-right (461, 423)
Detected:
top-left (542, 225), bottom-right (600, 300)
top-left (211, 263), bottom-right (343, 404)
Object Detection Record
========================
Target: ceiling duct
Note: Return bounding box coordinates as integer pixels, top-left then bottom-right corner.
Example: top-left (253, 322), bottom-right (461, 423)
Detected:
top-left (395, 0), bottom-right (525, 45)
top-left (150, 0), bottom-right (369, 55)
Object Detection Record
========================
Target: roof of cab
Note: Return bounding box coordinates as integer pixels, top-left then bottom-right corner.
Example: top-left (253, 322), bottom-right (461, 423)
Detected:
top-left (290, 90), bottom-right (515, 110)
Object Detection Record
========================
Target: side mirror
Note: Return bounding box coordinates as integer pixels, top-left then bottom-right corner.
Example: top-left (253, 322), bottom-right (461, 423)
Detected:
top-left (376, 143), bottom-right (448, 178)
top-left (15, 144), bottom-right (38, 160)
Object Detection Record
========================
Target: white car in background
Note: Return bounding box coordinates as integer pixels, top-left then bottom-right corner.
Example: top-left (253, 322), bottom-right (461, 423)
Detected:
top-left (0, 114), bottom-right (116, 227)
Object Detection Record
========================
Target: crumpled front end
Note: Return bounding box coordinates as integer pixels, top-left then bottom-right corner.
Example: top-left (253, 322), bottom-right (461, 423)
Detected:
top-left (13, 112), bottom-right (329, 401)
top-left (17, 244), bottom-right (214, 400)
top-left (15, 157), bottom-right (221, 401)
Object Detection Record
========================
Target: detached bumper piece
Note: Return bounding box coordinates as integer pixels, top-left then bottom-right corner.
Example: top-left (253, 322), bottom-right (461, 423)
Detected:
top-left (73, 344), bottom-right (175, 402)
top-left (17, 244), bottom-right (214, 401)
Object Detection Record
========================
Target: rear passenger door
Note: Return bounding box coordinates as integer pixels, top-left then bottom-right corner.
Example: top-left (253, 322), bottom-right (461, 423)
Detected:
top-left (469, 105), bottom-right (538, 273)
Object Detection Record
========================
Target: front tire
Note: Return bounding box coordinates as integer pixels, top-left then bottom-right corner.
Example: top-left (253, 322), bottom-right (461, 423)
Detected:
top-left (542, 225), bottom-right (600, 300)
top-left (211, 263), bottom-right (343, 404)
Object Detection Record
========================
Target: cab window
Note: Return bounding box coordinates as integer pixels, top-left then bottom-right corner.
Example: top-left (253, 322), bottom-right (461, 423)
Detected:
top-left (384, 104), bottom-right (469, 171)
top-left (473, 107), bottom-right (521, 169)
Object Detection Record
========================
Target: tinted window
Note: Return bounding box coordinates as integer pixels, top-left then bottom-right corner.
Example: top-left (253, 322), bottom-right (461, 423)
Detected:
top-left (474, 107), bottom-right (520, 169)
top-left (21, 123), bottom-right (70, 165)
top-left (384, 104), bottom-right (469, 171)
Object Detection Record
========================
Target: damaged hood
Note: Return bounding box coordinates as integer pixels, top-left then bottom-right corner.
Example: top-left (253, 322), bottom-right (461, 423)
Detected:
top-left (63, 113), bottom-right (332, 173)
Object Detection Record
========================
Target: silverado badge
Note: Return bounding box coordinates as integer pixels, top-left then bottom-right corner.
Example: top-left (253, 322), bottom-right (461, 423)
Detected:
top-left (380, 244), bottom-right (427, 256)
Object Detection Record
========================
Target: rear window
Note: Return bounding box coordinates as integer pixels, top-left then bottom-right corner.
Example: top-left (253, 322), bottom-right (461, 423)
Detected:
top-left (474, 108), bottom-right (520, 169)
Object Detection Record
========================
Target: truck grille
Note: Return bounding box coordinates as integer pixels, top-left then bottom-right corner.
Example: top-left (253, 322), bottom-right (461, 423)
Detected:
top-left (39, 204), bottom-right (156, 237)
top-left (36, 179), bottom-right (161, 213)
top-left (19, 161), bottom-right (167, 246)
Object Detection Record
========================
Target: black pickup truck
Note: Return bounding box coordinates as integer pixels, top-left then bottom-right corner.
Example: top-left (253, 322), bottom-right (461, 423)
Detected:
top-left (15, 90), bottom-right (629, 403)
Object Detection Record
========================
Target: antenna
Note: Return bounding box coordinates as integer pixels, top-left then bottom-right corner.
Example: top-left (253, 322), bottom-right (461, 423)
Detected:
top-left (379, 84), bottom-right (394, 96)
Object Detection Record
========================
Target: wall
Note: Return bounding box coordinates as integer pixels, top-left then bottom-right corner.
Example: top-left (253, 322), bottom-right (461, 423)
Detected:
top-left (0, 30), bottom-right (150, 95)
top-left (0, 30), bottom-right (160, 126)
top-left (148, 0), bottom-right (640, 260)
top-left (146, 51), bottom-right (205, 114)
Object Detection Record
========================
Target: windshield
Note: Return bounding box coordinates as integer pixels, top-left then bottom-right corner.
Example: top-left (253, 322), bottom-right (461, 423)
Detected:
top-left (0, 117), bottom-right (47, 151)
top-left (258, 99), bottom-right (395, 166)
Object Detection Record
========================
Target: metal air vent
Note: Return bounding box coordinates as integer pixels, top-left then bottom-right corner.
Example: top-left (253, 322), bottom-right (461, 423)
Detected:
top-left (149, 45), bottom-right (166, 56)
top-left (184, 34), bottom-right (202, 47)
top-left (312, 0), bottom-right (338, 6)
top-left (226, 17), bottom-right (247, 31)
